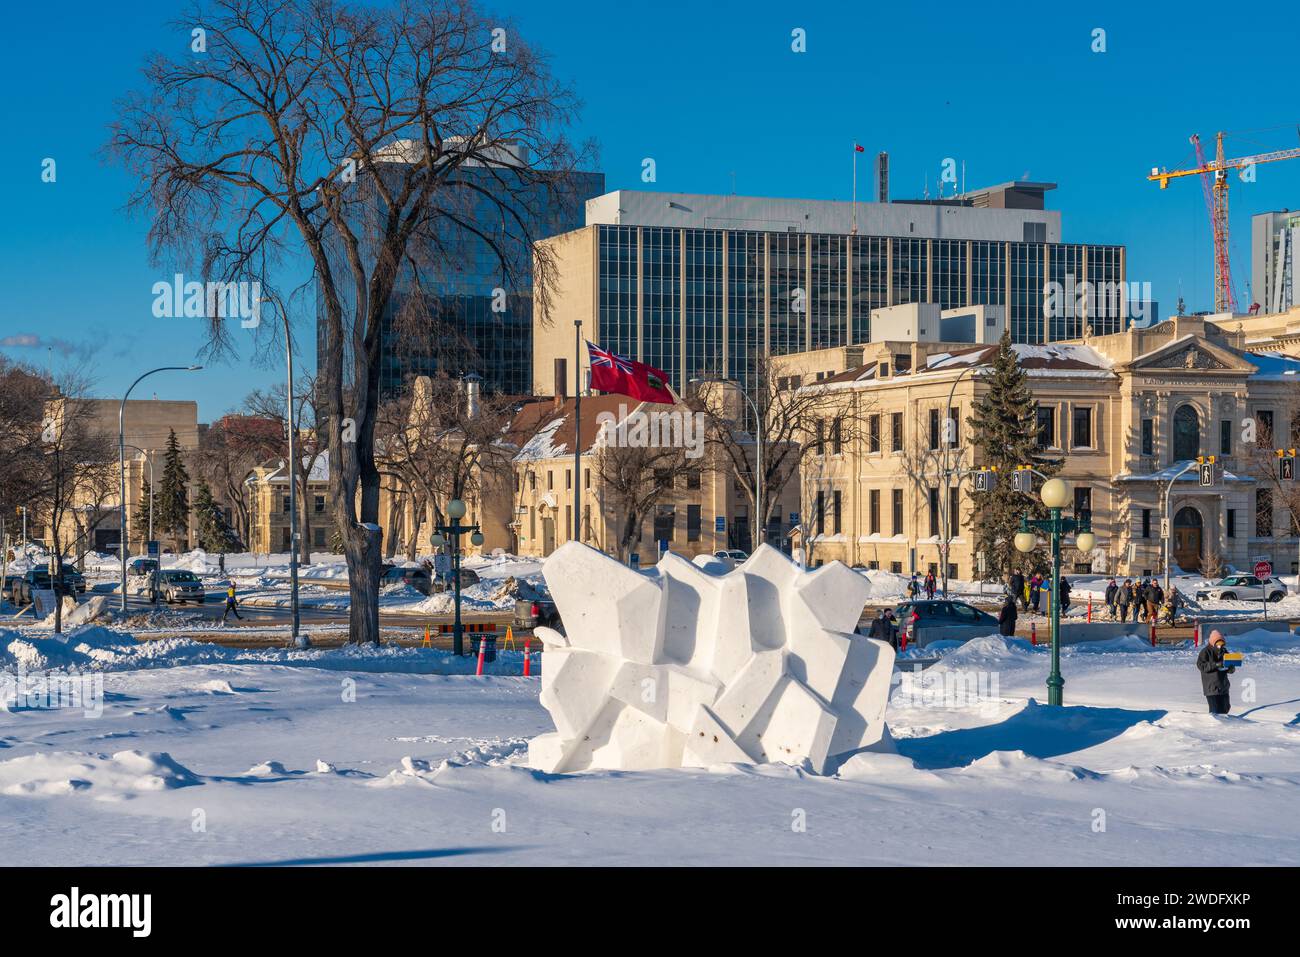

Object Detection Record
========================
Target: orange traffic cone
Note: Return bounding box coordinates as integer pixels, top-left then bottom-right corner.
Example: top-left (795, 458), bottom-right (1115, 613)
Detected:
top-left (475, 637), bottom-right (486, 676)
top-left (1030, 620), bottom-right (1037, 646)
top-left (524, 637), bottom-right (532, 677)
top-left (422, 623), bottom-right (431, 647)
top-left (1149, 618), bottom-right (1157, 647)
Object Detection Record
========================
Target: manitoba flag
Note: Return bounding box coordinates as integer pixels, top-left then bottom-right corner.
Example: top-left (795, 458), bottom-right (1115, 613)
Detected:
top-left (854, 143), bottom-right (865, 153)
top-left (585, 341), bottom-right (675, 404)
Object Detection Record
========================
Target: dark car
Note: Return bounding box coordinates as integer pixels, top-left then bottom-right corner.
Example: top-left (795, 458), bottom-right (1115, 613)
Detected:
top-left (894, 599), bottom-right (999, 646)
top-left (127, 558), bottom-right (159, 578)
top-left (513, 581), bottom-right (561, 631)
top-left (431, 567), bottom-right (480, 594)
top-left (15, 568), bottom-right (77, 605)
top-left (60, 567), bottom-right (87, 594)
top-left (380, 564), bottom-right (433, 595)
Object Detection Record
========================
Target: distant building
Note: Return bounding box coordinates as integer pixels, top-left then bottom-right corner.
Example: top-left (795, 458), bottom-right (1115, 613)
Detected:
top-left (244, 453), bottom-right (332, 554)
top-left (1251, 209), bottom-right (1300, 314)
top-left (533, 184), bottom-right (1126, 403)
top-left (318, 139), bottom-right (604, 397)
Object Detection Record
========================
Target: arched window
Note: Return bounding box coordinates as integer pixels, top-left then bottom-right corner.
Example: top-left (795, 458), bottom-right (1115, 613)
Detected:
top-left (1173, 405), bottom-right (1200, 461)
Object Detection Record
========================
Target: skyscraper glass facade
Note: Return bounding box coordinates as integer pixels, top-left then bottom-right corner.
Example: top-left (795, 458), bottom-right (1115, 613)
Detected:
top-left (591, 224), bottom-right (1124, 397)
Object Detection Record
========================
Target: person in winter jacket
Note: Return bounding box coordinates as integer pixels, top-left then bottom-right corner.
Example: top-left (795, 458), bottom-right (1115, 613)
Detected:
top-left (1134, 579), bottom-right (1148, 621)
top-left (1029, 574), bottom-right (1042, 613)
top-left (221, 582), bottom-right (242, 623)
top-left (1196, 631), bottom-right (1236, 714)
top-left (1165, 587), bottom-right (1182, 625)
top-left (998, 593), bottom-right (1018, 636)
top-left (1009, 570), bottom-right (1026, 611)
top-left (1117, 579), bottom-right (1133, 623)
top-left (906, 576), bottom-right (918, 600)
top-left (1104, 578), bottom-right (1118, 618)
top-left (1058, 576), bottom-right (1071, 615)
top-left (1146, 582), bottom-right (1163, 623)
top-left (923, 571), bottom-right (937, 600)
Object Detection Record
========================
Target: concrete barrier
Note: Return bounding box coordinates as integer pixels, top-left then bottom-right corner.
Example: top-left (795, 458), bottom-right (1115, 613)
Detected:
top-left (913, 619), bottom-right (1294, 648)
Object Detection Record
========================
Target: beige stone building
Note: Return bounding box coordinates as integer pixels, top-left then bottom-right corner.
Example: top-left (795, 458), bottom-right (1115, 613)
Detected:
top-left (786, 314), bottom-right (1300, 580)
top-left (243, 453), bottom-right (333, 554)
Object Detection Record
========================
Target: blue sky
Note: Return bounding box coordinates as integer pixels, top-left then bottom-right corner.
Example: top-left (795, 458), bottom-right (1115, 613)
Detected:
top-left (2, 0), bottom-right (1297, 420)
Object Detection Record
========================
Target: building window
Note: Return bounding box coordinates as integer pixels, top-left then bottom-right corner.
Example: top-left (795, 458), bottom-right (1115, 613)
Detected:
top-left (314, 494), bottom-right (325, 514)
top-left (1220, 419), bottom-right (1232, 456)
top-left (947, 406), bottom-right (960, 448)
top-left (529, 472), bottom-right (536, 492)
top-left (830, 418), bottom-right (843, 455)
top-left (812, 491), bottom-right (824, 536)
top-left (928, 408), bottom-right (940, 451)
top-left (566, 469), bottom-right (572, 490)
top-left (1257, 488), bottom-right (1273, 537)
top-left (948, 487), bottom-right (959, 537)
top-left (928, 487), bottom-right (939, 537)
top-left (890, 561), bottom-right (902, 574)
top-left (1173, 404), bottom-right (1200, 460)
top-left (891, 412), bottom-right (903, 452)
top-left (1036, 406), bottom-right (1055, 448)
top-left (892, 489), bottom-right (903, 536)
top-left (868, 414), bottom-right (880, 453)
top-left (585, 469), bottom-right (590, 489)
top-left (685, 469), bottom-right (701, 490)
top-left (1141, 418), bottom-right (1153, 456)
top-left (654, 506), bottom-right (675, 543)
top-left (869, 489), bottom-right (880, 534)
top-left (1074, 486), bottom-right (1091, 520)
top-left (1071, 406), bottom-right (1093, 449)
top-left (1227, 508), bottom-right (1236, 538)
top-left (313, 528), bottom-right (326, 547)
top-left (1257, 410), bottom-right (1274, 446)
top-left (686, 505), bottom-right (701, 542)
top-left (1142, 508), bottom-right (1151, 539)
top-left (832, 490), bottom-right (842, 535)
top-left (547, 471), bottom-right (553, 491)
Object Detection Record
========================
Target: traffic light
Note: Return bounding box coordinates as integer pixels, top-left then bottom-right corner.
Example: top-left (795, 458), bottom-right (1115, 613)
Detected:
top-left (973, 469), bottom-right (997, 492)
top-left (1279, 448), bottom-right (1296, 481)
top-left (1011, 466), bottom-right (1033, 493)
top-left (1196, 455), bottom-right (1216, 487)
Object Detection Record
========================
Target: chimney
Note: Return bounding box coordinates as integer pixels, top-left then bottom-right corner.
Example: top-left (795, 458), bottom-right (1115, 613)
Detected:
top-left (463, 372), bottom-right (483, 420)
top-left (554, 357), bottom-right (568, 399)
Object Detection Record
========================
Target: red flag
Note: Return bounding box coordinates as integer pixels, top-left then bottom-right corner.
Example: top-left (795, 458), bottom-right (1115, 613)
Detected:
top-left (854, 143), bottom-right (865, 153)
top-left (586, 341), bottom-right (675, 404)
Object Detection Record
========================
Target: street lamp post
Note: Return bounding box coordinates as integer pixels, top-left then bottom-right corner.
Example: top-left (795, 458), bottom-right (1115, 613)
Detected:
top-left (1015, 477), bottom-right (1094, 706)
top-left (430, 498), bottom-right (484, 656)
top-left (119, 365), bottom-right (201, 614)
top-left (939, 364), bottom-right (978, 597)
top-left (1162, 460), bottom-right (1198, 592)
top-left (124, 445), bottom-right (156, 604)
top-left (259, 296), bottom-right (308, 649)
top-left (691, 377), bottom-right (763, 551)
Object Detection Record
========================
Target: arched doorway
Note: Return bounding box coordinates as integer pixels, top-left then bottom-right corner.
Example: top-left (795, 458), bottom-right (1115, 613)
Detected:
top-left (1172, 506), bottom-right (1203, 572)
top-left (1173, 405), bottom-right (1200, 461)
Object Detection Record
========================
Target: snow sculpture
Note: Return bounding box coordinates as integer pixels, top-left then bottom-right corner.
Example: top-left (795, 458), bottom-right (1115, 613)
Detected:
top-left (528, 543), bottom-right (895, 774)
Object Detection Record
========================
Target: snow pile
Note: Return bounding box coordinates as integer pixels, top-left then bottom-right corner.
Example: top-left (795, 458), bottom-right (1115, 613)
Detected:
top-left (0, 750), bottom-right (198, 799)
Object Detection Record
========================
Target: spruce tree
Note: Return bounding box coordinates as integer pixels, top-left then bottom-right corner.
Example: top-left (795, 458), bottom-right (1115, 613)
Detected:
top-left (155, 428), bottom-right (191, 551)
top-left (193, 480), bottom-right (240, 552)
top-left (134, 478), bottom-right (154, 542)
top-left (966, 332), bottom-right (1062, 583)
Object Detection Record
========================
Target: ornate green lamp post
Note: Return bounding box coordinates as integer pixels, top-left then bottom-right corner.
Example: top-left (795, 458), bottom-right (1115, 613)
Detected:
top-left (430, 498), bottom-right (484, 656)
top-left (1014, 478), bottom-right (1095, 706)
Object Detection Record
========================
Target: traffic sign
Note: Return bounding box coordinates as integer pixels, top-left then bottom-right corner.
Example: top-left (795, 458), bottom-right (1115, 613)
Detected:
top-left (789, 512), bottom-right (799, 526)
top-left (973, 469), bottom-right (996, 492)
top-left (1199, 462), bottom-right (1214, 486)
top-left (1160, 518), bottom-right (1170, 539)
top-left (1281, 456), bottom-right (1295, 481)
top-left (714, 515), bottom-right (726, 533)
top-left (1254, 560), bottom-right (1273, 579)
top-left (1011, 470), bottom-right (1032, 493)
top-left (146, 540), bottom-right (160, 557)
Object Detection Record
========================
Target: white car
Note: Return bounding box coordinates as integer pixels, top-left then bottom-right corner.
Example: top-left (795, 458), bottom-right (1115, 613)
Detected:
top-left (1196, 575), bottom-right (1287, 603)
top-left (714, 549), bottom-right (749, 563)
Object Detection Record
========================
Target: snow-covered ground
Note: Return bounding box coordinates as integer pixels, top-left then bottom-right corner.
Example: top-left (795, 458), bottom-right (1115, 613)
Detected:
top-left (1, 620), bottom-right (1297, 865)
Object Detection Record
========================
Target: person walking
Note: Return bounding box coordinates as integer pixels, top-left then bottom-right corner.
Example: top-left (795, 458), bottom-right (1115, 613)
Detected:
top-left (1165, 587), bottom-right (1182, 626)
top-left (923, 571), bottom-right (937, 601)
top-left (1117, 578), bottom-right (1133, 623)
top-left (1196, 631), bottom-right (1236, 715)
top-left (998, 592), bottom-right (1018, 637)
top-left (1134, 578), bottom-right (1147, 622)
top-left (1009, 569), bottom-right (1026, 612)
top-left (906, 575), bottom-right (918, 601)
top-left (1104, 578), bottom-right (1118, 619)
top-left (1147, 581), bottom-right (1163, 624)
top-left (1058, 576), bottom-right (1072, 616)
top-left (1029, 573), bottom-right (1042, 614)
top-left (218, 553), bottom-right (226, 576)
top-left (221, 582), bottom-right (243, 623)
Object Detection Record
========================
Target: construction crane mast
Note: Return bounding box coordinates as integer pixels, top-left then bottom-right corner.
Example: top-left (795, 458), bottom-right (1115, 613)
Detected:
top-left (1149, 130), bottom-right (1300, 313)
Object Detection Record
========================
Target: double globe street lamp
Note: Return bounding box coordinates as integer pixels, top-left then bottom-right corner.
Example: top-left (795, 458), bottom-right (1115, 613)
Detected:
top-left (1014, 477), bottom-right (1095, 707)
top-left (430, 498), bottom-right (483, 657)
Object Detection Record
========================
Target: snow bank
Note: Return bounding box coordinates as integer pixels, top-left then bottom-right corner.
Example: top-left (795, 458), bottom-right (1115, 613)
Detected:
top-left (0, 750), bottom-right (198, 799)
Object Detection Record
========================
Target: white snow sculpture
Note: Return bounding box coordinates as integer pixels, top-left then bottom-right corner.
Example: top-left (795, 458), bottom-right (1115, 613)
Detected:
top-left (528, 542), bottom-right (895, 774)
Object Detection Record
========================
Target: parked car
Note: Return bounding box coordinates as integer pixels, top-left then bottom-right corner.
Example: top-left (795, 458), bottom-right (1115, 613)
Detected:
top-left (894, 599), bottom-right (999, 647)
top-left (59, 566), bottom-right (87, 594)
top-left (431, 567), bottom-right (480, 594)
top-left (379, 564), bottom-right (433, 595)
top-left (155, 569), bottom-right (206, 604)
top-left (1196, 575), bottom-right (1287, 603)
top-left (14, 568), bottom-right (77, 605)
top-left (714, 549), bottom-right (749, 563)
top-left (127, 558), bottom-right (159, 577)
top-left (513, 581), bottom-right (561, 631)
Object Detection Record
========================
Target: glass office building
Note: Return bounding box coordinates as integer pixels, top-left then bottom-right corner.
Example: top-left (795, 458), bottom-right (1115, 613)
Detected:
top-left (588, 224), bottom-right (1125, 396)
top-left (319, 154), bottom-right (604, 398)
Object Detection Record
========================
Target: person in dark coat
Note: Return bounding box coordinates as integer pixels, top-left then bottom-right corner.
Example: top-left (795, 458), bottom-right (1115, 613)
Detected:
top-left (1165, 587), bottom-right (1182, 625)
top-left (1147, 581), bottom-right (1163, 623)
top-left (1058, 576), bottom-right (1072, 615)
top-left (1117, 579), bottom-right (1133, 623)
top-left (998, 594), bottom-right (1018, 636)
top-left (923, 571), bottom-right (937, 600)
top-left (1104, 578), bottom-right (1118, 618)
top-left (1134, 579), bottom-right (1148, 621)
top-left (1029, 574), bottom-right (1042, 613)
top-left (867, 609), bottom-right (889, 640)
top-left (1196, 631), bottom-right (1236, 714)
top-left (1009, 570), bottom-right (1026, 611)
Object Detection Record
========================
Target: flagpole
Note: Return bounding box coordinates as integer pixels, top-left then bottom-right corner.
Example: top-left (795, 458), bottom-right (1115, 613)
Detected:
top-left (851, 144), bottom-right (857, 235)
top-left (574, 319), bottom-right (582, 543)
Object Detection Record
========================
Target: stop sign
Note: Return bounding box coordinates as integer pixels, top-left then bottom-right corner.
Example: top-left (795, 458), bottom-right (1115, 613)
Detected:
top-left (1254, 560), bottom-right (1273, 579)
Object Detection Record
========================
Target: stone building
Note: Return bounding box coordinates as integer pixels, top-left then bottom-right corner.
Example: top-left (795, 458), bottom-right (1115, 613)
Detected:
top-left (785, 314), bottom-right (1300, 580)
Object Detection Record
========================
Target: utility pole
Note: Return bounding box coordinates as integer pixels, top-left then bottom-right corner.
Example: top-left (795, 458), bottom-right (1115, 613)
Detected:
top-left (574, 320), bottom-right (583, 542)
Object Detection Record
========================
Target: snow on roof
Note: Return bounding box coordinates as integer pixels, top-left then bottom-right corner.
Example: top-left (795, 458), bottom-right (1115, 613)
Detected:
top-left (1114, 459), bottom-right (1253, 484)
top-left (262, 450), bottom-right (330, 484)
top-left (1245, 350), bottom-right (1300, 381)
top-left (815, 342), bottom-right (1113, 390)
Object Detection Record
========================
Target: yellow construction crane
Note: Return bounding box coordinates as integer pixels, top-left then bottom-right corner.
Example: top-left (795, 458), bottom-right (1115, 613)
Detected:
top-left (1149, 130), bottom-right (1300, 313)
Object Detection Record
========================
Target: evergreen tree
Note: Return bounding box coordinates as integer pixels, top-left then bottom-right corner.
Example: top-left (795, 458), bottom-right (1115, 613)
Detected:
top-left (193, 480), bottom-right (241, 553)
top-left (155, 428), bottom-right (191, 551)
top-left (966, 332), bottom-right (1062, 583)
top-left (134, 477), bottom-right (154, 542)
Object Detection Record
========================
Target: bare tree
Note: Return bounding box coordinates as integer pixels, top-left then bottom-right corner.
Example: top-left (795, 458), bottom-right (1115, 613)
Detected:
top-left (194, 414), bottom-right (282, 549)
top-left (109, 0), bottom-right (590, 643)
top-left (593, 440), bottom-right (699, 564)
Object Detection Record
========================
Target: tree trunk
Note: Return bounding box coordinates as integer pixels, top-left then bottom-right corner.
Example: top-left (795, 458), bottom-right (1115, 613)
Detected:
top-left (345, 523), bottom-right (383, 644)
top-left (297, 467), bottom-right (312, 567)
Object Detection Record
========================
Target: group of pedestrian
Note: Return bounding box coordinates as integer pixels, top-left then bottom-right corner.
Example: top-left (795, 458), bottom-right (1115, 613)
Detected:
top-left (866, 607), bottom-right (900, 650)
top-left (905, 572), bottom-right (939, 601)
top-left (1008, 569), bottom-right (1052, 615)
top-left (1103, 577), bottom-right (1181, 624)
